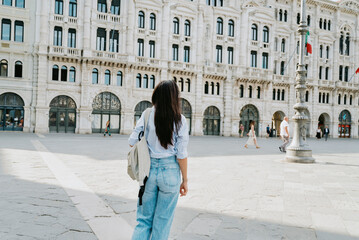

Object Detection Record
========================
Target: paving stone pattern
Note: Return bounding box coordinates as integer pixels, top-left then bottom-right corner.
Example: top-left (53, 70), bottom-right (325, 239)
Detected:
top-left (1, 133), bottom-right (359, 239)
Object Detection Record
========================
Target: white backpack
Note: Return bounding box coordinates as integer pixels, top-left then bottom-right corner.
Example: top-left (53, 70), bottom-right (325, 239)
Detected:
top-left (127, 108), bottom-right (151, 187)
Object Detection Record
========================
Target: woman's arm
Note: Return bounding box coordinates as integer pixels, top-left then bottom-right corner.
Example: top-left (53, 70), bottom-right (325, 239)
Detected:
top-left (177, 158), bottom-right (188, 197)
top-left (252, 125), bottom-right (255, 137)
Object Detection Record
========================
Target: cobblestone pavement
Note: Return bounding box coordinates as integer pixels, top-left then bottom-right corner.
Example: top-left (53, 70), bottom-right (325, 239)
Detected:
top-left (1, 132), bottom-right (359, 240)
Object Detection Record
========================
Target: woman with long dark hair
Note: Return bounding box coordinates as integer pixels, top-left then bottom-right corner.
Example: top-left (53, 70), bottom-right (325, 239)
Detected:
top-left (129, 80), bottom-right (189, 240)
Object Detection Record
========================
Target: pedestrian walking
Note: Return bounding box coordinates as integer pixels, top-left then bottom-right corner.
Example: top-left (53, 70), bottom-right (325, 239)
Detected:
top-left (104, 119), bottom-right (111, 137)
top-left (266, 125), bottom-right (271, 138)
top-left (244, 121), bottom-right (260, 149)
top-left (316, 127), bottom-right (322, 140)
top-left (323, 126), bottom-right (330, 141)
top-left (279, 116), bottom-right (290, 152)
top-left (239, 124), bottom-right (244, 138)
top-left (129, 80), bottom-right (189, 240)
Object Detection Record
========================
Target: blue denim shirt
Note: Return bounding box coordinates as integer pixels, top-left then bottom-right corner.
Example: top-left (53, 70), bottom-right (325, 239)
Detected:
top-left (128, 107), bottom-right (189, 159)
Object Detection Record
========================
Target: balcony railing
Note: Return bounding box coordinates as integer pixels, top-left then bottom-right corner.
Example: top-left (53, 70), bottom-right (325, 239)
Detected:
top-left (49, 46), bottom-right (82, 57)
top-left (68, 17), bottom-right (77, 24)
top-left (93, 50), bottom-right (127, 61)
top-left (135, 57), bottom-right (161, 66)
top-left (96, 13), bottom-right (120, 23)
top-left (169, 61), bottom-right (196, 71)
top-left (54, 15), bottom-right (64, 22)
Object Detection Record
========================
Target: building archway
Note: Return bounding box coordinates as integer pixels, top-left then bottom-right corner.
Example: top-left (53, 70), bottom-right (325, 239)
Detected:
top-left (240, 104), bottom-right (259, 136)
top-left (338, 110), bottom-right (351, 138)
top-left (91, 92), bottom-right (121, 133)
top-left (134, 101), bottom-right (152, 126)
top-left (0, 92), bottom-right (24, 131)
top-left (49, 95), bottom-right (77, 133)
top-left (181, 98), bottom-right (192, 135)
top-left (203, 106), bottom-right (220, 135)
top-left (318, 113), bottom-right (330, 132)
top-left (272, 111), bottom-right (285, 137)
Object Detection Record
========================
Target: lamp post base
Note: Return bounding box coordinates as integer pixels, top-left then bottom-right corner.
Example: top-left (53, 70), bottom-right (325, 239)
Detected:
top-left (285, 148), bottom-right (315, 163)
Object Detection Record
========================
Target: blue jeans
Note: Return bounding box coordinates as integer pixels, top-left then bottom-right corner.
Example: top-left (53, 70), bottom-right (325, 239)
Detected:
top-left (132, 156), bottom-right (181, 240)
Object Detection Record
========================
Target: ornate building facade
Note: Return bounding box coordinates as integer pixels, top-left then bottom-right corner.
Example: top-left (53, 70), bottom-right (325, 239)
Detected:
top-left (0, 0), bottom-right (358, 138)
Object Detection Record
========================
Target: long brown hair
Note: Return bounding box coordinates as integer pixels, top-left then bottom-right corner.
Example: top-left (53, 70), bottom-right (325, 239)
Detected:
top-left (152, 80), bottom-right (182, 149)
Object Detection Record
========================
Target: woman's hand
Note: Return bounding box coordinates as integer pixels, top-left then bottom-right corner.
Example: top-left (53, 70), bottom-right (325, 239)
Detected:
top-left (180, 181), bottom-right (188, 197)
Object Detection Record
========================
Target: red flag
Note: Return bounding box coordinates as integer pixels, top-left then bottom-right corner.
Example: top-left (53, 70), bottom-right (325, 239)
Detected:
top-left (356, 67), bottom-right (359, 74)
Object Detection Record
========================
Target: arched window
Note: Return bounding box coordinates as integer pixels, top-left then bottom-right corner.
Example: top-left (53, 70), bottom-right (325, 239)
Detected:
top-left (319, 66), bottom-right (322, 79)
top-left (216, 83), bottom-right (220, 95)
top-left (284, 10), bottom-right (288, 22)
top-left (179, 78), bottom-right (184, 92)
top-left (150, 13), bottom-right (156, 30)
top-left (52, 65), bottom-right (59, 80)
top-left (69, 0), bottom-right (77, 17)
top-left (257, 86), bottom-right (260, 99)
top-left (97, 0), bottom-right (106, 12)
top-left (228, 19), bottom-right (234, 37)
top-left (186, 79), bottom-right (191, 92)
top-left (110, 0), bottom-right (120, 15)
top-left (326, 93), bottom-right (329, 103)
top-left (281, 39), bottom-right (285, 52)
top-left (319, 92), bottom-right (322, 103)
top-left (339, 33), bottom-right (344, 55)
top-left (325, 67), bottom-right (329, 80)
top-left (280, 61), bottom-right (285, 75)
top-left (345, 33), bottom-right (350, 56)
top-left (92, 68), bottom-right (98, 84)
top-left (173, 76), bottom-right (177, 83)
top-left (272, 89), bottom-right (276, 100)
top-left (150, 75), bottom-right (155, 89)
top-left (138, 11), bottom-right (145, 28)
top-left (350, 95), bottom-right (352, 105)
top-left (248, 86), bottom-right (252, 98)
top-left (277, 89), bottom-right (280, 100)
top-left (297, 13), bottom-right (300, 24)
top-left (211, 82), bottom-right (215, 95)
top-left (344, 94), bottom-right (347, 105)
top-left (69, 66), bottom-right (76, 82)
top-left (263, 26), bottom-right (269, 43)
top-left (328, 20), bottom-right (331, 31)
top-left (344, 66), bottom-right (349, 82)
top-left (322, 92), bottom-right (325, 103)
top-left (338, 94), bottom-right (341, 105)
top-left (326, 46), bottom-right (330, 59)
top-left (281, 89), bottom-right (285, 101)
top-left (319, 18), bottom-right (322, 29)
top-left (14, 61), bottom-right (22, 78)
top-left (136, 73), bottom-right (141, 88)
top-left (216, 17), bottom-right (223, 35)
top-left (61, 66), bottom-right (67, 81)
top-left (184, 20), bottom-right (191, 36)
top-left (204, 81), bottom-right (209, 94)
top-left (251, 24), bottom-right (258, 41)
top-left (305, 91), bottom-right (309, 102)
top-left (319, 45), bottom-right (323, 58)
top-left (105, 70), bottom-right (111, 85)
top-left (307, 15), bottom-right (311, 26)
top-left (279, 9), bottom-right (283, 21)
top-left (117, 71), bottom-right (122, 86)
top-left (143, 74), bottom-right (148, 88)
top-left (173, 17), bottom-right (179, 34)
top-left (323, 19), bottom-right (327, 30)
top-left (240, 85), bottom-right (244, 98)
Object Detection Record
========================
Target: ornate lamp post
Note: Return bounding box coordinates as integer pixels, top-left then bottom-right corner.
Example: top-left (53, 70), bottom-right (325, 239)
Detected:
top-left (285, 0), bottom-right (315, 163)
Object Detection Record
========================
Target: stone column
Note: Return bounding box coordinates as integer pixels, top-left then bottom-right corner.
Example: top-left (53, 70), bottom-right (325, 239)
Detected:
top-left (23, 106), bottom-right (31, 132)
top-left (121, 67), bottom-right (135, 134)
top-left (126, 0), bottom-right (135, 62)
top-left (223, 73), bottom-right (233, 136)
top-left (193, 73), bottom-right (204, 136)
top-left (82, 0), bottom-right (92, 57)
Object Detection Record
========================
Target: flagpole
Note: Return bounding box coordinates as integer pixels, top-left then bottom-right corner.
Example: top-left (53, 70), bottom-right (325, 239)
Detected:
top-left (285, 0), bottom-right (314, 163)
top-left (281, 47), bottom-right (298, 75)
top-left (348, 72), bottom-right (356, 82)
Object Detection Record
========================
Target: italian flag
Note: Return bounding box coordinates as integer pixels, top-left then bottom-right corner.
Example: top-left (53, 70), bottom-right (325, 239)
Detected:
top-left (356, 67), bottom-right (359, 74)
top-left (305, 31), bottom-right (312, 54)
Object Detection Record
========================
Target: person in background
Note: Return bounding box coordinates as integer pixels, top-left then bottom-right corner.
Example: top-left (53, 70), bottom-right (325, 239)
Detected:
top-left (266, 124), bottom-right (271, 138)
top-left (239, 123), bottom-right (244, 138)
top-left (244, 121), bottom-right (260, 149)
top-left (279, 117), bottom-right (290, 152)
top-left (316, 127), bottom-right (322, 140)
top-left (104, 119), bottom-right (111, 137)
top-left (323, 126), bottom-right (330, 141)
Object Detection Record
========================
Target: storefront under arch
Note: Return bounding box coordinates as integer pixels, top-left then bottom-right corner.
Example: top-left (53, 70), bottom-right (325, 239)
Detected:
top-left (240, 104), bottom-right (259, 136)
top-left (0, 92), bottom-right (24, 131)
top-left (49, 95), bottom-right (77, 133)
top-left (203, 106), bottom-right (220, 135)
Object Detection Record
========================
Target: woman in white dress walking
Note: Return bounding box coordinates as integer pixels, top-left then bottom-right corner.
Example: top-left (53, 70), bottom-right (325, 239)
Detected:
top-left (244, 121), bottom-right (260, 149)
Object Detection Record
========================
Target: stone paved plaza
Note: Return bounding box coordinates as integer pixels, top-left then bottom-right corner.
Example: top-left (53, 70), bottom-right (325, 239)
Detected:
top-left (1, 132), bottom-right (359, 240)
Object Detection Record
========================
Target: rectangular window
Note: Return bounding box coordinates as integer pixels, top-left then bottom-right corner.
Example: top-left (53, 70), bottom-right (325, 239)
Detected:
top-left (250, 51), bottom-right (257, 68)
top-left (262, 52), bottom-right (268, 69)
top-left (138, 39), bottom-right (144, 56)
top-left (339, 65), bottom-right (343, 81)
top-left (109, 30), bottom-right (119, 52)
top-left (216, 45), bottom-right (222, 63)
top-left (149, 41), bottom-right (155, 58)
top-left (172, 44), bottom-right (179, 61)
top-left (344, 67), bottom-right (349, 82)
top-left (55, 0), bottom-right (63, 15)
top-left (325, 67), bottom-right (329, 80)
top-left (96, 28), bottom-right (106, 51)
top-left (3, 0), bottom-right (12, 6)
top-left (97, 0), bottom-right (106, 12)
top-left (68, 29), bottom-right (76, 48)
top-left (227, 47), bottom-right (233, 64)
top-left (53, 26), bottom-right (62, 46)
top-left (69, 0), bottom-right (77, 17)
top-left (1, 19), bottom-right (11, 41)
top-left (184, 46), bottom-right (190, 63)
top-left (15, 0), bottom-right (25, 8)
top-left (319, 66), bottom-right (322, 79)
top-left (14, 21), bottom-right (24, 42)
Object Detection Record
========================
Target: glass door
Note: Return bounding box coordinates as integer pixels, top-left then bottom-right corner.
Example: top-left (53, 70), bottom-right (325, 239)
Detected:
top-left (58, 111), bottom-right (66, 133)
top-left (0, 108), bottom-right (4, 130)
top-left (67, 111), bottom-right (76, 133)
